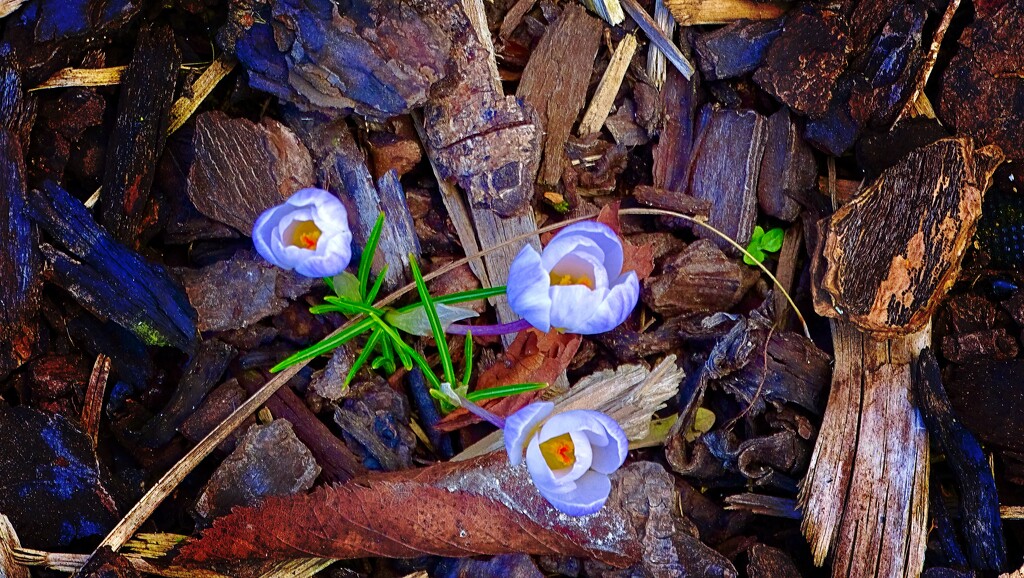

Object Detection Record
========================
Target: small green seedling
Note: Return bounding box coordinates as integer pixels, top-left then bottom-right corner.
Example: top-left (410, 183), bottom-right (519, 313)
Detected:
top-left (743, 226), bottom-right (785, 266)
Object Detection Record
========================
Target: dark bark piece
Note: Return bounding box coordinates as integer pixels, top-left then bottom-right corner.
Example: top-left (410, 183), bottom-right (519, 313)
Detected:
top-left (944, 360), bottom-right (1024, 454)
top-left (757, 109), bottom-right (815, 221)
top-left (0, 128), bottom-right (38, 348)
top-left (915, 349), bottom-right (1006, 571)
top-left (747, 544), bottom-right (801, 578)
top-left (633, 185), bottom-right (712, 218)
top-left (854, 118), bottom-right (948, 180)
top-left (29, 181), bottom-right (198, 351)
top-left (240, 373), bottom-right (366, 484)
top-left (223, 0), bottom-right (451, 120)
top-left (937, 0), bottom-right (1024, 160)
top-left (928, 484), bottom-right (969, 569)
top-left (100, 25), bottom-right (180, 245)
top-left (721, 330), bottom-right (831, 415)
top-left (332, 379), bottom-right (416, 471)
top-left (643, 239), bottom-right (758, 316)
top-left (516, 3), bottom-right (603, 187)
top-left (175, 250), bottom-right (315, 333)
top-left (694, 19), bottom-right (783, 81)
top-left (365, 117), bottom-right (422, 180)
top-left (179, 379), bottom-right (254, 453)
top-left (286, 114), bottom-right (418, 290)
top-left (0, 406), bottom-right (121, 550)
top-left (652, 58), bottom-right (700, 192)
top-left (753, 6), bottom-right (850, 119)
top-left (76, 547), bottom-right (140, 578)
top-left (187, 111), bottom-right (314, 234)
top-left (0, 45), bottom-right (35, 148)
top-left (683, 107), bottom-right (766, 251)
top-left (132, 339), bottom-right (235, 448)
top-left (435, 554), bottom-right (543, 578)
top-left (816, 138), bottom-right (1003, 336)
top-left (192, 419), bottom-right (319, 525)
top-left (28, 82), bottom-right (105, 184)
top-left (940, 328), bottom-right (1018, 363)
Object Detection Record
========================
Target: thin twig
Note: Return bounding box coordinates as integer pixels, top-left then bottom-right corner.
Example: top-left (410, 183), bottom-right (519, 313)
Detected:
top-left (82, 354), bottom-right (111, 446)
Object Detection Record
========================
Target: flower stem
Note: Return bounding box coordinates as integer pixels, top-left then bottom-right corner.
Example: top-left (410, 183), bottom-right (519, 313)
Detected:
top-left (439, 383), bottom-right (506, 429)
top-left (446, 318), bottom-right (532, 336)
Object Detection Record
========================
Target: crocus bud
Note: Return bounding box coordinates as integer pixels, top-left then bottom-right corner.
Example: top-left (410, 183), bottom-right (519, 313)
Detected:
top-left (504, 402), bottom-right (628, 516)
top-left (506, 221), bottom-right (639, 334)
top-left (252, 188), bottom-right (353, 278)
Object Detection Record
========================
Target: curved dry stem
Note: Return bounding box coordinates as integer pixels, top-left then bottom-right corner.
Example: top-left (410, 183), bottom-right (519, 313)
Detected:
top-left (87, 205), bottom-right (808, 565)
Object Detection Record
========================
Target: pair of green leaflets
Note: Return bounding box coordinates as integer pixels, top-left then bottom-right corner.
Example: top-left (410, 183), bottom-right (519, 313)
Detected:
top-left (271, 213), bottom-right (543, 413)
top-left (743, 226), bottom-right (785, 266)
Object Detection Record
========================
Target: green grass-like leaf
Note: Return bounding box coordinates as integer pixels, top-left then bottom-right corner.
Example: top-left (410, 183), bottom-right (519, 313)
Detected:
top-left (270, 317), bottom-right (377, 372)
top-left (358, 212), bottom-right (386, 300)
top-left (345, 328), bottom-right (384, 387)
top-left (462, 331), bottom-right (473, 387)
top-left (408, 256), bottom-right (455, 387)
top-left (366, 264), bottom-right (389, 304)
top-left (396, 286), bottom-right (507, 314)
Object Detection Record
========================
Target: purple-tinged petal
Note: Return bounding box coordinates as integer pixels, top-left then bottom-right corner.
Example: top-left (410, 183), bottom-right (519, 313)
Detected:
top-left (507, 245), bottom-right (553, 332)
top-left (282, 187), bottom-right (340, 207)
top-left (537, 410), bottom-right (626, 474)
top-left (504, 402), bottom-right (554, 466)
top-left (540, 234), bottom-right (607, 272)
top-left (547, 284), bottom-right (607, 334)
top-left (250, 188), bottom-right (353, 277)
top-left (572, 272), bottom-right (639, 334)
top-left (550, 221), bottom-right (624, 277)
top-left (549, 250), bottom-right (610, 291)
top-left (537, 470), bottom-right (613, 517)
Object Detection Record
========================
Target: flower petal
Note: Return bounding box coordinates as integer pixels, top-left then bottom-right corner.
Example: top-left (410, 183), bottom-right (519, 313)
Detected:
top-left (547, 284), bottom-right (607, 334)
top-left (283, 187), bottom-right (340, 208)
top-left (504, 402), bottom-right (554, 466)
top-left (506, 244), bottom-right (553, 332)
top-left (538, 410), bottom-right (627, 475)
top-left (536, 470), bottom-right (612, 517)
top-left (546, 221), bottom-right (624, 277)
top-left (572, 271), bottom-right (639, 334)
top-left (250, 188), bottom-right (354, 278)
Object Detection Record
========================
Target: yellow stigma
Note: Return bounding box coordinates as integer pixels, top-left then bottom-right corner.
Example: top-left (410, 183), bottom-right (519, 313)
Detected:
top-left (287, 220), bottom-right (322, 250)
top-left (539, 433), bottom-right (576, 470)
top-left (549, 272), bottom-right (594, 289)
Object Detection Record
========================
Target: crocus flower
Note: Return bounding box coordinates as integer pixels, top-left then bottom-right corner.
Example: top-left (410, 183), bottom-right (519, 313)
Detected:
top-left (252, 188), bottom-right (353, 278)
top-left (504, 402), bottom-right (628, 516)
top-left (506, 221), bottom-right (639, 334)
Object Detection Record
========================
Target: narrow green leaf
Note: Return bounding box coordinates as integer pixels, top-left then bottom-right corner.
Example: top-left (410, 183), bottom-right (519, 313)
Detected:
top-left (366, 263), bottom-right (389, 304)
top-left (270, 317), bottom-right (376, 372)
top-left (466, 382), bottom-right (547, 402)
top-left (367, 311), bottom-right (441, 389)
top-left (323, 275), bottom-right (335, 294)
top-left (462, 331), bottom-right (473, 387)
top-left (322, 297), bottom-right (385, 316)
top-left (358, 212), bottom-right (386, 300)
top-left (396, 286), bottom-right (507, 314)
top-left (408, 256), bottom-right (455, 386)
top-left (345, 329), bottom-right (384, 387)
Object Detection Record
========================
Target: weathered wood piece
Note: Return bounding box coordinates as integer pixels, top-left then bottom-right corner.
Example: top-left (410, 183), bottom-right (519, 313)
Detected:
top-left (0, 514), bottom-right (29, 578)
top-left (643, 239), bottom-right (758, 316)
top-left (0, 128), bottom-right (38, 367)
top-left (683, 106), bottom-right (766, 251)
top-left (578, 35), bottom-right (638, 137)
top-left (100, 25), bottom-right (180, 245)
top-left (915, 349), bottom-right (1006, 572)
top-left (664, 0), bottom-right (784, 25)
top-left (28, 181), bottom-right (198, 351)
top-left (814, 138), bottom-right (1004, 337)
top-left (753, 6), bottom-right (850, 119)
top-left (287, 115), bottom-right (418, 290)
top-left (223, 0), bottom-right (450, 120)
top-left (633, 185), bottom-right (712, 218)
top-left (652, 59), bottom-right (700, 192)
top-left (517, 3), bottom-right (603, 187)
top-left (937, 0), bottom-right (1024, 160)
top-left (133, 340), bottom-right (235, 448)
top-left (188, 111), bottom-right (314, 234)
top-left (0, 45), bottom-right (35, 148)
top-left (757, 109), bottom-right (815, 221)
top-left (694, 19), bottom-right (782, 81)
top-left (799, 321), bottom-right (929, 578)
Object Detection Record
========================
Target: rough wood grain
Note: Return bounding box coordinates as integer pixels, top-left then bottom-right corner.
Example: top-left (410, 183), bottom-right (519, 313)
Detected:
top-left (100, 25), bottom-right (180, 245)
top-left (579, 34), bottom-right (638, 137)
top-left (0, 127), bottom-right (37, 348)
top-left (683, 106), bottom-right (767, 252)
top-left (816, 138), bottom-right (1004, 337)
top-left (188, 111), bottom-right (314, 234)
top-left (517, 4), bottom-right (604, 186)
top-left (757, 109), bottom-right (815, 221)
top-left (799, 321), bottom-right (930, 578)
top-left (664, 0), bottom-right (784, 25)
top-left (652, 57), bottom-right (700, 192)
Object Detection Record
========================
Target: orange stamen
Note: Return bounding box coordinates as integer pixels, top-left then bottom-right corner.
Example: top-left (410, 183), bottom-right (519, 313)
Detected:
top-left (287, 220), bottom-right (322, 250)
top-left (539, 433), bottom-right (576, 470)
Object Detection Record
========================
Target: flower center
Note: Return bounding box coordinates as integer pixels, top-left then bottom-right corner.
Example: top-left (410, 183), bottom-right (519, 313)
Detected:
top-left (538, 433), bottom-right (576, 470)
top-left (549, 272), bottom-right (594, 289)
top-left (286, 220), bottom-right (322, 250)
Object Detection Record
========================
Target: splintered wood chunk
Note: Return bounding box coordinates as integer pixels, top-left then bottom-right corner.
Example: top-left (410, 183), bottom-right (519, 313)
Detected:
top-left (643, 239), bottom-right (758, 316)
top-left (665, 0), bottom-right (784, 25)
top-left (517, 3), bottom-right (604, 186)
top-left (684, 106), bottom-right (766, 251)
top-left (188, 111), bottom-right (314, 234)
top-left (816, 138), bottom-right (1004, 336)
top-left (100, 25), bottom-right (180, 245)
top-left (754, 6), bottom-right (850, 119)
top-left (937, 0), bottom-right (1024, 159)
top-left (0, 129), bottom-right (38, 341)
top-left (799, 322), bottom-right (929, 578)
top-left (693, 19), bottom-right (782, 81)
top-left (652, 65), bottom-right (700, 191)
top-left (757, 109), bottom-right (815, 221)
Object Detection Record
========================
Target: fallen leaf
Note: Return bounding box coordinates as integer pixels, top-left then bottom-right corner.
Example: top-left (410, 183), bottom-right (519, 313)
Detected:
top-left (596, 202), bottom-right (655, 281)
top-left (434, 328), bottom-right (580, 432)
top-left (174, 456), bottom-right (734, 577)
